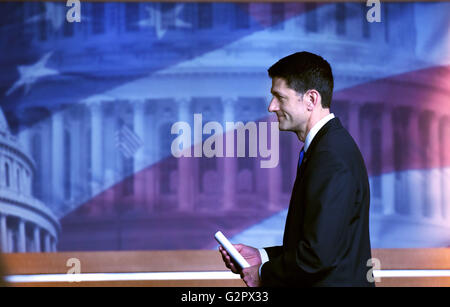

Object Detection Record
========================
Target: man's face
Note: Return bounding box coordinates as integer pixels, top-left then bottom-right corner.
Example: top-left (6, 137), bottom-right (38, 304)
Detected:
top-left (268, 77), bottom-right (309, 134)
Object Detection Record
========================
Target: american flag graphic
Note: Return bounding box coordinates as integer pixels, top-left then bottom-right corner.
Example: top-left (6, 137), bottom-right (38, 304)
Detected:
top-left (115, 123), bottom-right (143, 159)
top-left (0, 1), bottom-right (449, 253)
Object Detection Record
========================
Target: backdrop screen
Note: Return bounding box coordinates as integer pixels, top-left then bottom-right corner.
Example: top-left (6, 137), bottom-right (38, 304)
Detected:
top-left (0, 1), bottom-right (449, 253)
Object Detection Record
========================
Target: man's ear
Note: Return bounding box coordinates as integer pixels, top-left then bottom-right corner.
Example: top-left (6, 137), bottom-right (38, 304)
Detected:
top-left (305, 90), bottom-right (320, 111)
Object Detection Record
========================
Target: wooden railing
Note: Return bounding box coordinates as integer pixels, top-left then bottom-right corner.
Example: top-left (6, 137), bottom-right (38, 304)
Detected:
top-left (1, 248), bottom-right (450, 287)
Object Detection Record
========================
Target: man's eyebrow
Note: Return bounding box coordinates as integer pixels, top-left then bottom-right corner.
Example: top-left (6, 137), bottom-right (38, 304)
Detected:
top-left (271, 90), bottom-right (285, 97)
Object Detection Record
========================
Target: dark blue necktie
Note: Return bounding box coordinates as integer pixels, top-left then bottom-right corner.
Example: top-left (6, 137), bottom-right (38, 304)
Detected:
top-left (298, 147), bottom-right (305, 169)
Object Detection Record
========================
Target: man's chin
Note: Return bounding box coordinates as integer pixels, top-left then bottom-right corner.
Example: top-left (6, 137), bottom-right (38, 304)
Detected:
top-left (277, 121), bottom-right (288, 131)
top-left (278, 123), bottom-right (295, 132)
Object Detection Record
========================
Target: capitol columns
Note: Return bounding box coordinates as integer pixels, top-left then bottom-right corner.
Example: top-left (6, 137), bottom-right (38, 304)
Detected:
top-left (145, 103), bottom-right (157, 212)
top-left (90, 101), bottom-right (104, 195)
top-left (44, 233), bottom-right (51, 253)
top-left (70, 106), bottom-right (82, 203)
top-left (176, 97), bottom-right (194, 212)
top-left (7, 230), bottom-right (13, 253)
top-left (0, 214), bottom-right (7, 252)
top-left (348, 102), bottom-right (360, 146)
top-left (18, 219), bottom-right (26, 253)
top-left (52, 237), bottom-right (57, 252)
top-left (133, 99), bottom-right (147, 209)
top-left (427, 112), bottom-right (442, 221)
top-left (381, 105), bottom-right (395, 215)
top-left (441, 117), bottom-right (450, 221)
top-left (133, 100), bottom-right (146, 171)
top-left (0, 156), bottom-right (4, 188)
top-left (33, 226), bottom-right (41, 252)
top-left (408, 109), bottom-right (422, 219)
top-left (223, 97), bottom-right (237, 211)
top-left (51, 111), bottom-right (65, 203)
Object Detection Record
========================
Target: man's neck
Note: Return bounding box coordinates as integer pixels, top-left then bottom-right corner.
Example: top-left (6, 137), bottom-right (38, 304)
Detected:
top-left (297, 108), bottom-right (331, 142)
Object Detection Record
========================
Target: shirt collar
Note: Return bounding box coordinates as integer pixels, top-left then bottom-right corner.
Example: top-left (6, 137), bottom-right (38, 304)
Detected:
top-left (304, 113), bottom-right (335, 153)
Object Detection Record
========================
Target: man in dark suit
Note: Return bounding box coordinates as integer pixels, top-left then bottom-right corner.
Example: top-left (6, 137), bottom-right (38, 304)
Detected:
top-left (219, 51), bottom-right (374, 287)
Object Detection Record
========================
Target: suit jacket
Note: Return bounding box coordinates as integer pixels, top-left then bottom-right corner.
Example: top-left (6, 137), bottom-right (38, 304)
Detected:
top-left (260, 117), bottom-right (374, 287)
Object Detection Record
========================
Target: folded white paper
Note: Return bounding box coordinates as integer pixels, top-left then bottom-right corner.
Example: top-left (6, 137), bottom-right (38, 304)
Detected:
top-left (215, 231), bottom-right (250, 269)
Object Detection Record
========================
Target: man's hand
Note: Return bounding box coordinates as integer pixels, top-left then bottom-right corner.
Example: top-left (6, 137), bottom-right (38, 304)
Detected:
top-left (218, 243), bottom-right (262, 287)
top-left (241, 265), bottom-right (262, 287)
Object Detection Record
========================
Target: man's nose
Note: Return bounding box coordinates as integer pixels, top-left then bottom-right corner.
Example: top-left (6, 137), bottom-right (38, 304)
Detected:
top-left (268, 98), bottom-right (278, 113)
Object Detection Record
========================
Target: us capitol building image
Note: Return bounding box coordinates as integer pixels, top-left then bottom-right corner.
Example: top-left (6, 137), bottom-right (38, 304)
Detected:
top-left (1, 2), bottom-right (449, 251)
top-left (0, 108), bottom-right (59, 253)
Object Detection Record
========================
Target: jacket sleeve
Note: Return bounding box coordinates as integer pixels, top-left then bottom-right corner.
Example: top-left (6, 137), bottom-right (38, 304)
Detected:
top-left (264, 246), bottom-right (283, 259)
top-left (260, 150), bottom-right (356, 286)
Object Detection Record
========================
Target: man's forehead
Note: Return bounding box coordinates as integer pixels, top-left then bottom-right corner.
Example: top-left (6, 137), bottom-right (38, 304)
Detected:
top-left (272, 77), bottom-right (287, 87)
top-left (271, 77), bottom-right (294, 94)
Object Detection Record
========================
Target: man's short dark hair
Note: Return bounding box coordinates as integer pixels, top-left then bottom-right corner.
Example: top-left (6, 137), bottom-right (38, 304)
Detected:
top-left (268, 51), bottom-right (334, 109)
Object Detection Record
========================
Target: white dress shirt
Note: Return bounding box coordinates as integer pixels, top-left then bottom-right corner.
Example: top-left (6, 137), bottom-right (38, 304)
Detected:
top-left (258, 113), bottom-right (335, 277)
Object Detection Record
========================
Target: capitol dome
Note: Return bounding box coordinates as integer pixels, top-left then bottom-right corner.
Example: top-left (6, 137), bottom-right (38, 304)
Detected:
top-left (0, 107), bottom-right (59, 253)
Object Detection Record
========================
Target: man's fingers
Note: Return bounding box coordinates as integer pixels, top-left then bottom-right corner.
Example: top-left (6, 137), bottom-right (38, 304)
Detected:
top-left (220, 251), bottom-right (232, 264)
top-left (219, 246), bottom-right (230, 260)
top-left (220, 249), bottom-right (235, 267)
top-left (227, 259), bottom-right (238, 273)
top-left (219, 246), bottom-right (232, 260)
top-left (218, 245), bottom-right (247, 275)
top-left (219, 247), bottom-right (240, 273)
